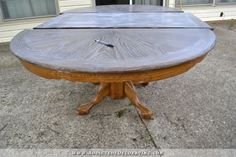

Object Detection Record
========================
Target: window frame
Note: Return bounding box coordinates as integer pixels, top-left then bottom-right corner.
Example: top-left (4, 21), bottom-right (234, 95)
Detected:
top-left (175, 0), bottom-right (215, 7)
top-left (216, 0), bottom-right (236, 5)
top-left (175, 0), bottom-right (236, 7)
top-left (0, 0), bottom-right (59, 22)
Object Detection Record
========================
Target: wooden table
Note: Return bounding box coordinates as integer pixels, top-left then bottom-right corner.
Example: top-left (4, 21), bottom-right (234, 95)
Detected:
top-left (10, 5), bottom-right (216, 119)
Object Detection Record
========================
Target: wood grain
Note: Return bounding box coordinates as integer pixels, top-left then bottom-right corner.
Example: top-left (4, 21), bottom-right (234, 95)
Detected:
top-left (76, 81), bottom-right (154, 119)
top-left (77, 83), bottom-right (110, 115)
top-left (20, 54), bottom-right (206, 83)
top-left (35, 13), bottom-right (212, 29)
top-left (124, 81), bottom-right (154, 119)
top-left (9, 5), bottom-right (217, 119)
top-left (11, 29), bottom-right (215, 73)
top-left (63, 4), bottom-right (182, 13)
top-left (110, 82), bottom-right (124, 99)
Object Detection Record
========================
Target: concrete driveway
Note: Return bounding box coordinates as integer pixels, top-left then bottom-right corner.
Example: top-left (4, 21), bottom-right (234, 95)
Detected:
top-left (0, 21), bottom-right (235, 149)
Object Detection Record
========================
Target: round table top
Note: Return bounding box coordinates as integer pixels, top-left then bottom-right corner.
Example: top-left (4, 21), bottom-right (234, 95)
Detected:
top-left (10, 5), bottom-right (216, 73)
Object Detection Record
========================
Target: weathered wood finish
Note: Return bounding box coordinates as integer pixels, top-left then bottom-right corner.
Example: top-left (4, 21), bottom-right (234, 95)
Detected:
top-left (36, 13), bottom-right (212, 29)
top-left (10, 5), bottom-right (216, 119)
top-left (63, 4), bottom-right (182, 13)
top-left (11, 29), bottom-right (215, 73)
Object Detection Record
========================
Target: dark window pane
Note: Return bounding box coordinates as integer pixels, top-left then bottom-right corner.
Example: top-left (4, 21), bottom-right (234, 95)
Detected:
top-left (0, 0), bottom-right (57, 19)
top-left (96, 0), bottom-right (129, 5)
top-left (133, 0), bottom-right (161, 5)
top-left (217, 0), bottom-right (236, 2)
top-left (176, 0), bottom-right (213, 5)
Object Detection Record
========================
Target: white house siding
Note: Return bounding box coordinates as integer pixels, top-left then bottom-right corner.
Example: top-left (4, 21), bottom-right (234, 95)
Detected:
top-left (168, 0), bottom-right (236, 21)
top-left (179, 5), bottom-right (236, 21)
top-left (0, 18), bottom-right (49, 43)
top-left (0, 0), bottom-right (93, 43)
top-left (59, 0), bottom-right (94, 12)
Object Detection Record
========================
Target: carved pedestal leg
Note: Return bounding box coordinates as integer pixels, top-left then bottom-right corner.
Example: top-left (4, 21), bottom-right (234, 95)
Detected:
top-left (124, 81), bottom-right (154, 119)
top-left (77, 81), bottom-right (154, 119)
top-left (110, 82), bottom-right (125, 99)
top-left (76, 83), bottom-right (110, 115)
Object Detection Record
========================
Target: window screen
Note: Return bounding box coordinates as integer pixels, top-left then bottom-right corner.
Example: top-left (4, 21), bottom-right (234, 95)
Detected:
top-left (0, 0), bottom-right (57, 19)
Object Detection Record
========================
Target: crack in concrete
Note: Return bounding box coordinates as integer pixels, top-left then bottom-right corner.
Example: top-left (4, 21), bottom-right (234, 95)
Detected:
top-left (136, 110), bottom-right (159, 149)
top-left (47, 125), bottom-right (60, 135)
top-left (0, 124), bottom-right (8, 132)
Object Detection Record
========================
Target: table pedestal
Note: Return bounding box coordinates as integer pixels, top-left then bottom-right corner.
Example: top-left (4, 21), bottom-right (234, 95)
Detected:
top-left (76, 81), bottom-right (154, 119)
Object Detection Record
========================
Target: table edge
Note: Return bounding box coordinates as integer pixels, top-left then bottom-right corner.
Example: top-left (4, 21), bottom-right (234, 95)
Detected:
top-left (19, 54), bottom-right (207, 83)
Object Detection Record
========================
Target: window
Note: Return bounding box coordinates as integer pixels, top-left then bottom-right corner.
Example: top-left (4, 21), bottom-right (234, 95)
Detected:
top-left (0, 0), bottom-right (57, 20)
top-left (176, 0), bottom-right (236, 5)
top-left (95, 0), bottom-right (163, 6)
top-left (132, 0), bottom-right (162, 5)
top-left (176, 0), bottom-right (213, 5)
top-left (217, 0), bottom-right (236, 3)
top-left (96, 0), bottom-right (129, 5)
